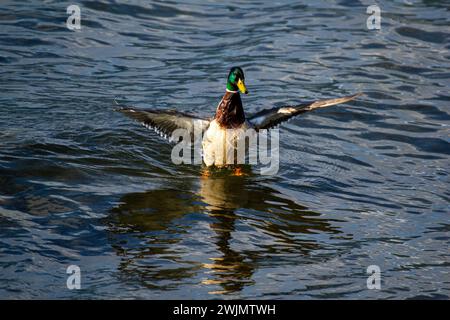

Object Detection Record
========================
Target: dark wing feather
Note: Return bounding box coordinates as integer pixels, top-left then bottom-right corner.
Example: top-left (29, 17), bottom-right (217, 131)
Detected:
top-left (117, 107), bottom-right (211, 142)
top-left (248, 93), bottom-right (362, 130)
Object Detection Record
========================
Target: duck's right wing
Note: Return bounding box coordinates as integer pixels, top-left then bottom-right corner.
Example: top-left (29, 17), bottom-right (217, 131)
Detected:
top-left (248, 93), bottom-right (362, 130)
top-left (117, 106), bottom-right (211, 142)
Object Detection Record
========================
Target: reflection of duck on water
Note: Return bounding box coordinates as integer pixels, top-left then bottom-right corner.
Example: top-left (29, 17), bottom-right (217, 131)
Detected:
top-left (198, 176), bottom-right (255, 294)
top-left (107, 176), bottom-right (340, 294)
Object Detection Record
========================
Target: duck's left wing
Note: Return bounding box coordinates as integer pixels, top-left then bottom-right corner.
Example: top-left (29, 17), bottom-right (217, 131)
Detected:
top-left (117, 107), bottom-right (210, 142)
top-left (248, 93), bottom-right (362, 130)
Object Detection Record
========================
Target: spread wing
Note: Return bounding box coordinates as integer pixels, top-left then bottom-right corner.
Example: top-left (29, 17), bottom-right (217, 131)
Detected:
top-left (117, 106), bottom-right (211, 142)
top-left (248, 93), bottom-right (362, 130)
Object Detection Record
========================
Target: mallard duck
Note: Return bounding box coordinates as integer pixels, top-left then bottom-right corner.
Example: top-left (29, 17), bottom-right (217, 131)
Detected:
top-left (118, 66), bottom-right (360, 169)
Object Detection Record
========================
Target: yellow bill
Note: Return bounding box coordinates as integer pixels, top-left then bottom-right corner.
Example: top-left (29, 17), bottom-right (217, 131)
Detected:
top-left (237, 79), bottom-right (248, 94)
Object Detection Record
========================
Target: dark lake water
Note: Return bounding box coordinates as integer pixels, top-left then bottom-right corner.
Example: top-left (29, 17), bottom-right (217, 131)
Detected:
top-left (1, 0), bottom-right (449, 299)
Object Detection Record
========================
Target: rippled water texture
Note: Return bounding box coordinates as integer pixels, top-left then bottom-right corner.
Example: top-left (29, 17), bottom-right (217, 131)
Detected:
top-left (0, 0), bottom-right (449, 299)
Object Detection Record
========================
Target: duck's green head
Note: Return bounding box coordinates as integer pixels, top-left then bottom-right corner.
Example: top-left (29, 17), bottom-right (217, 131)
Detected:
top-left (226, 66), bottom-right (248, 94)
